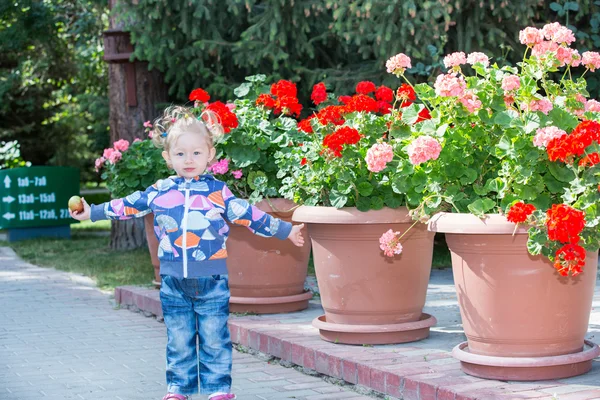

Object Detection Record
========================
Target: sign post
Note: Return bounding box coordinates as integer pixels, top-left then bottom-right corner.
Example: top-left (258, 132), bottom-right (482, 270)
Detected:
top-left (0, 166), bottom-right (79, 241)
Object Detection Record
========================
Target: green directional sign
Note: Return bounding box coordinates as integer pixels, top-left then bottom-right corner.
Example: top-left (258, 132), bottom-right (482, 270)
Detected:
top-left (0, 166), bottom-right (79, 229)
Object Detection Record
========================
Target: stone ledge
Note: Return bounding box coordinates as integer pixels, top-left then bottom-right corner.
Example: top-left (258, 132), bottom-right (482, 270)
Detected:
top-left (115, 285), bottom-right (573, 399)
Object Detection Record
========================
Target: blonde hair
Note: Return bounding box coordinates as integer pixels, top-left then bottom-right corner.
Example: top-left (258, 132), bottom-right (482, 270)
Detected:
top-left (151, 105), bottom-right (224, 151)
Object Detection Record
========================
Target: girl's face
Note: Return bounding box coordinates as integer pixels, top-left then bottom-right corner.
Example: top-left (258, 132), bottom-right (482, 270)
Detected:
top-left (162, 132), bottom-right (216, 179)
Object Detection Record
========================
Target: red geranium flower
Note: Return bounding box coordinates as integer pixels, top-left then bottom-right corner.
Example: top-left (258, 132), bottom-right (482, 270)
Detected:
top-left (546, 204), bottom-right (585, 244)
top-left (506, 201), bottom-right (536, 223)
top-left (301, 158), bottom-right (307, 165)
top-left (274, 95), bottom-right (302, 118)
top-left (322, 126), bottom-right (361, 157)
top-left (554, 243), bottom-right (586, 277)
top-left (355, 81), bottom-right (376, 95)
top-left (189, 88), bottom-right (210, 103)
top-left (345, 94), bottom-right (379, 113)
top-left (298, 116), bottom-right (315, 133)
top-left (256, 94), bottom-right (276, 109)
top-left (338, 95), bottom-right (352, 104)
top-left (316, 105), bottom-right (346, 126)
top-left (270, 80), bottom-right (297, 98)
top-left (375, 85), bottom-right (394, 103)
top-left (311, 82), bottom-right (328, 105)
top-left (205, 101), bottom-right (239, 133)
top-left (396, 84), bottom-right (416, 107)
top-left (578, 152), bottom-right (600, 167)
top-left (377, 101), bottom-right (392, 114)
top-left (415, 108), bottom-right (431, 123)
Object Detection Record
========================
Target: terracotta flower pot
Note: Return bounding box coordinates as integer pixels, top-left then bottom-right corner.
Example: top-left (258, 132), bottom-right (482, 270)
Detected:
top-left (293, 206), bottom-right (436, 345)
top-left (226, 198), bottom-right (312, 314)
top-left (143, 213), bottom-right (161, 287)
top-left (428, 212), bottom-right (600, 380)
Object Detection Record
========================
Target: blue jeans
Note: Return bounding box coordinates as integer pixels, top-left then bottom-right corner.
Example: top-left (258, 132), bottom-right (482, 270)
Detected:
top-left (160, 274), bottom-right (232, 396)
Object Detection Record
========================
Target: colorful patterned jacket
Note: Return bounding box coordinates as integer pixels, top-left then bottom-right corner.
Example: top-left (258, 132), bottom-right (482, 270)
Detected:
top-left (90, 175), bottom-right (292, 278)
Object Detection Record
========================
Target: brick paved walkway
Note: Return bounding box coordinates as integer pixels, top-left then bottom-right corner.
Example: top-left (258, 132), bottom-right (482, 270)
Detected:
top-left (118, 268), bottom-right (600, 400)
top-left (0, 247), bottom-right (377, 400)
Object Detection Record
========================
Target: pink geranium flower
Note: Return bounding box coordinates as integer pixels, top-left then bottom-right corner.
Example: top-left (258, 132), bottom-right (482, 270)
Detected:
top-left (533, 126), bottom-right (567, 148)
top-left (459, 92), bottom-right (482, 114)
top-left (502, 75), bottom-right (521, 92)
top-left (207, 159), bottom-right (229, 175)
top-left (519, 27), bottom-right (544, 46)
top-left (434, 73), bottom-right (466, 97)
top-left (522, 98), bottom-right (553, 115)
top-left (232, 170), bottom-right (243, 179)
top-left (113, 139), bottom-right (130, 152)
top-left (108, 150), bottom-right (122, 164)
top-left (406, 135), bottom-right (442, 165)
top-left (586, 100), bottom-right (600, 113)
top-left (582, 51), bottom-right (600, 72)
top-left (443, 52), bottom-right (467, 68)
top-left (466, 52), bottom-right (490, 67)
top-left (386, 53), bottom-right (412, 74)
top-left (379, 229), bottom-right (403, 257)
top-left (556, 47), bottom-right (581, 67)
top-left (365, 142), bottom-right (394, 173)
top-left (94, 157), bottom-right (105, 172)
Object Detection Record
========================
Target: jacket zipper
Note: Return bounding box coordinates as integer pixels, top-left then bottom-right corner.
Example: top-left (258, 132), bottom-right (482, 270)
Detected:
top-left (182, 180), bottom-right (191, 278)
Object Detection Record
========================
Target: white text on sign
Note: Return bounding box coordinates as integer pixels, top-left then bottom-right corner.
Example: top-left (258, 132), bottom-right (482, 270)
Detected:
top-left (17, 176), bottom-right (47, 188)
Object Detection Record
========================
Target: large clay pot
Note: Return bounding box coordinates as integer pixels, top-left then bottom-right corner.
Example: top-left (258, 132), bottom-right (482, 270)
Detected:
top-left (227, 198), bottom-right (312, 314)
top-left (293, 206), bottom-right (436, 344)
top-left (143, 213), bottom-right (161, 286)
top-left (428, 212), bottom-right (600, 380)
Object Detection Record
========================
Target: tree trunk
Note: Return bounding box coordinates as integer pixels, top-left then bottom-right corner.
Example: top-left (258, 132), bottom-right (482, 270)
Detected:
top-left (106, 0), bottom-right (168, 250)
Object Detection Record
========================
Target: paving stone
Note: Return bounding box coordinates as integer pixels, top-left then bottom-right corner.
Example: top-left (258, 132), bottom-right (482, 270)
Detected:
top-left (0, 246), bottom-right (375, 400)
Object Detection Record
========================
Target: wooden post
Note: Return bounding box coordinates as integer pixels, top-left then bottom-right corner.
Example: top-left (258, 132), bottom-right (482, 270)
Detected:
top-left (104, 0), bottom-right (168, 250)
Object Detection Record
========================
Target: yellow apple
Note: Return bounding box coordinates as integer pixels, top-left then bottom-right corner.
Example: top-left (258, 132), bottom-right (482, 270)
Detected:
top-left (68, 195), bottom-right (84, 213)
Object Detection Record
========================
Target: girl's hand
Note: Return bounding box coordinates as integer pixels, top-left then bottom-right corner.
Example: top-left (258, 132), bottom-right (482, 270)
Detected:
top-left (288, 223), bottom-right (305, 247)
top-left (69, 197), bottom-right (91, 221)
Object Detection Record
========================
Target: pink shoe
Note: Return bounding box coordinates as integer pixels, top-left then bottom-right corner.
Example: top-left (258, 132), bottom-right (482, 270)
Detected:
top-left (208, 394), bottom-right (236, 400)
top-left (162, 394), bottom-right (189, 400)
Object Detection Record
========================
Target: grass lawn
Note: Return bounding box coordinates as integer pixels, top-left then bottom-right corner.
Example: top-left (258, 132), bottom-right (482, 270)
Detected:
top-left (4, 232), bottom-right (154, 292)
top-left (0, 223), bottom-right (450, 292)
top-left (71, 219), bottom-right (112, 232)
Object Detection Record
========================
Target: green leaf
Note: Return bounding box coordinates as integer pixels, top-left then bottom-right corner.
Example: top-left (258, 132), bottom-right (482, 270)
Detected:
top-left (461, 168), bottom-right (478, 184)
top-left (355, 197), bottom-right (371, 211)
top-left (389, 124), bottom-right (411, 139)
top-left (357, 181), bottom-right (373, 197)
top-left (370, 197), bottom-right (384, 210)
top-left (392, 176), bottom-right (411, 194)
top-left (548, 108), bottom-right (579, 131)
top-left (336, 181), bottom-right (353, 194)
top-left (233, 82), bottom-right (252, 97)
top-left (411, 170), bottom-right (427, 187)
top-left (227, 145), bottom-right (261, 167)
top-left (485, 178), bottom-right (506, 193)
top-left (329, 190), bottom-right (348, 208)
top-left (384, 194), bottom-right (403, 208)
top-left (467, 198), bottom-right (496, 216)
top-left (495, 135), bottom-right (515, 159)
top-left (494, 110), bottom-right (518, 127)
top-left (125, 176), bottom-right (140, 188)
top-left (544, 173), bottom-right (565, 193)
top-left (414, 83), bottom-right (435, 100)
top-left (547, 162), bottom-right (576, 183)
top-left (245, 74), bottom-right (266, 83)
top-left (401, 104), bottom-right (421, 125)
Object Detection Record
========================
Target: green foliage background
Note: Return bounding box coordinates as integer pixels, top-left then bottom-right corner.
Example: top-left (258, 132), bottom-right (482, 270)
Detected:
top-left (3, 0), bottom-right (600, 181)
top-left (0, 0), bottom-right (109, 182)
top-left (120, 0), bottom-right (600, 103)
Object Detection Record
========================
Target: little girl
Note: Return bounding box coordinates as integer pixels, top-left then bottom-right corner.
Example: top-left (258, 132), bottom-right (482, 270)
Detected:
top-left (70, 106), bottom-right (305, 400)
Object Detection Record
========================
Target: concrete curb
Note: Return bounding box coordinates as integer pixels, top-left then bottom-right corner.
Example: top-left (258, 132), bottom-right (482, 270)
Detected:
top-left (115, 285), bottom-right (582, 400)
